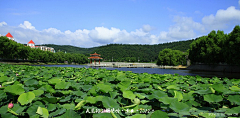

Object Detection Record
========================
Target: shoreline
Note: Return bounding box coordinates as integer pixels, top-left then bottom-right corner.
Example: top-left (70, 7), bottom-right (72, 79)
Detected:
top-left (187, 64), bottom-right (240, 73)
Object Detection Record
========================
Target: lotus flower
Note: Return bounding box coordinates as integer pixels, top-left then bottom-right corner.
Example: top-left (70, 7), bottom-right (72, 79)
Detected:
top-left (0, 85), bottom-right (1, 88)
top-left (8, 103), bottom-right (14, 109)
top-left (16, 73), bottom-right (19, 76)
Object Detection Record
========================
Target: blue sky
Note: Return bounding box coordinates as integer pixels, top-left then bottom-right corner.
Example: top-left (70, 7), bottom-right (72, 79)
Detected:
top-left (0, 0), bottom-right (240, 48)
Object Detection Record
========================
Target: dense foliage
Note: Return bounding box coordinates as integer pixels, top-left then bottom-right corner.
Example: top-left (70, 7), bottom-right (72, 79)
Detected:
top-left (43, 40), bottom-right (194, 62)
top-left (39, 44), bottom-right (97, 55)
top-left (0, 63), bottom-right (240, 118)
top-left (189, 25), bottom-right (240, 65)
top-left (156, 49), bottom-right (187, 66)
top-left (0, 36), bottom-right (88, 64)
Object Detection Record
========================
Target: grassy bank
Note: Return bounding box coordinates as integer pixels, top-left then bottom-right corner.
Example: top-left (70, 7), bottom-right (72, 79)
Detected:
top-left (0, 63), bottom-right (239, 118)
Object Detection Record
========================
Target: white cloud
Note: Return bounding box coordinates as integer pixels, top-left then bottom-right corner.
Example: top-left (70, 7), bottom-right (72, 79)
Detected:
top-left (158, 16), bottom-right (205, 41)
top-left (0, 21), bottom-right (7, 26)
top-left (142, 24), bottom-right (154, 32)
top-left (19, 21), bottom-right (36, 30)
top-left (202, 6), bottom-right (240, 30)
top-left (0, 21), bottom-right (162, 47)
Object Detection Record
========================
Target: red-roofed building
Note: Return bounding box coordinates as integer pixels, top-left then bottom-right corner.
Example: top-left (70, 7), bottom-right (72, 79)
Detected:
top-left (27, 40), bottom-right (35, 48)
top-left (5, 32), bottom-right (15, 41)
top-left (26, 39), bottom-right (55, 53)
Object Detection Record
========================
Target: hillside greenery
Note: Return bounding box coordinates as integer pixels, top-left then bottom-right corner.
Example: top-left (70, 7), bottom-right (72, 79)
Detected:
top-left (189, 25), bottom-right (240, 65)
top-left (43, 40), bottom-right (194, 62)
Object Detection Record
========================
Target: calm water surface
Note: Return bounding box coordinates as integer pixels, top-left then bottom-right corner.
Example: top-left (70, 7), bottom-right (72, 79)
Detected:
top-left (35, 65), bottom-right (240, 79)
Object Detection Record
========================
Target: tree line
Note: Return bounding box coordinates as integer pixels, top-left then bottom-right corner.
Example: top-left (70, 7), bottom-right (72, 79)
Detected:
top-left (189, 25), bottom-right (240, 65)
top-left (0, 36), bottom-right (88, 64)
top-left (156, 48), bottom-right (187, 66)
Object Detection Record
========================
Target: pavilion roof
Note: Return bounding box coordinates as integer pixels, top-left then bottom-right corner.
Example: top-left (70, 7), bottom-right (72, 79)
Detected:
top-left (90, 52), bottom-right (101, 56)
top-left (88, 57), bottom-right (103, 59)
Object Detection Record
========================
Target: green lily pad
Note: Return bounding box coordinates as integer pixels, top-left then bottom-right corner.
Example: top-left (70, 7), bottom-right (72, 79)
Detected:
top-left (96, 83), bottom-right (113, 93)
top-left (150, 110), bottom-right (169, 118)
top-left (86, 96), bottom-right (97, 104)
top-left (60, 109), bottom-right (81, 118)
top-left (0, 76), bottom-right (9, 82)
top-left (229, 86), bottom-right (240, 91)
top-left (174, 91), bottom-right (183, 101)
top-left (47, 104), bottom-right (56, 112)
top-left (203, 94), bottom-right (223, 103)
top-left (169, 101), bottom-right (190, 113)
top-left (148, 90), bottom-right (167, 99)
top-left (102, 97), bottom-right (120, 109)
top-left (18, 92), bottom-right (35, 105)
top-left (123, 90), bottom-right (136, 100)
top-left (167, 85), bottom-right (180, 90)
top-left (228, 95), bottom-right (240, 105)
top-left (159, 96), bottom-right (178, 104)
top-left (4, 84), bottom-right (25, 95)
top-left (24, 79), bottom-right (39, 86)
top-left (55, 81), bottom-right (71, 89)
top-left (36, 107), bottom-right (49, 118)
top-left (61, 103), bottom-right (75, 110)
top-left (48, 78), bottom-right (62, 85)
top-left (32, 90), bottom-right (44, 96)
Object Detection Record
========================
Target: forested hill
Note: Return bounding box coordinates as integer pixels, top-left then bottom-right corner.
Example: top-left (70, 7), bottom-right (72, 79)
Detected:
top-left (39, 44), bottom-right (97, 55)
top-left (42, 39), bottom-right (194, 62)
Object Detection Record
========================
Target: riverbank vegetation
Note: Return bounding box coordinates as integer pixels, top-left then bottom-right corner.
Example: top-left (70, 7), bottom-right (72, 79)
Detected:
top-left (189, 25), bottom-right (240, 65)
top-left (156, 48), bottom-right (187, 66)
top-left (0, 63), bottom-right (239, 118)
top-left (0, 36), bottom-right (88, 64)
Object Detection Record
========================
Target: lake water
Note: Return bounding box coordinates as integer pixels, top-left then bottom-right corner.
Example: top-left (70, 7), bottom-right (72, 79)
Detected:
top-left (35, 65), bottom-right (240, 79)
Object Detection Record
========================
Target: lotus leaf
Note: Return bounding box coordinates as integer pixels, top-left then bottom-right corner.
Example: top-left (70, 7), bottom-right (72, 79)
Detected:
top-left (18, 92), bottom-right (35, 105)
top-left (102, 97), bottom-right (120, 109)
top-left (47, 104), bottom-right (56, 112)
top-left (55, 81), bottom-right (71, 89)
top-left (0, 76), bottom-right (8, 82)
top-left (48, 78), bottom-right (62, 85)
top-left (49, 108), bottom-right (66, 117)
top-left (169, 101), bottom-right (190, 113)
top-left (229, 86), bottom-right (240, 91)
top-left (96, 83), bottom-right (113, 93)
top-left (60, 109), bottom-right (81, 118)
top-left (61, 103), bottom-right (75, 110)
top-left (203, 94), bottom-right (223, 103)
top-left (4, 84), bottom-right (25, 95)
top-left (123, 90), bottom-right (136, 100)
top-left (174, 91), bottom-right (183, 101)
top-left (167, 85), bottom-right (180, 90)
top-left (228, 95), bottom-right (240, 105)
top-left (36, 107), bottom-right (49, 118)
top-left (24, 79), bottom-right (39, 86)
top-left (159, 96), bottom-right (178, 104)
top-left (148, 90), bottom-right (167, 99)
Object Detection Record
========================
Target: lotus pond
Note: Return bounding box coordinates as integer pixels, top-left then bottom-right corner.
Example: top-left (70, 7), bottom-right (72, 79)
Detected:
top-left (0, 63), bottom-right (239, 118)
